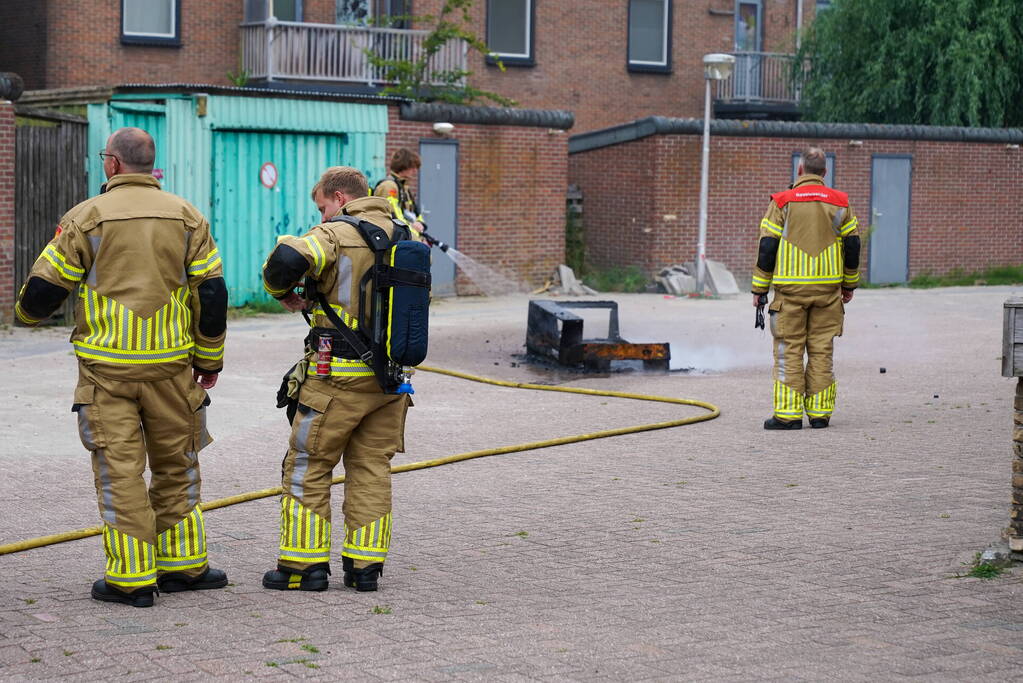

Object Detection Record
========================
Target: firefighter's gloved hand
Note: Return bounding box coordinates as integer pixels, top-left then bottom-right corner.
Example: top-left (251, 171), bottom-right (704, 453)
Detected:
top-left (752, 293), bottom-right (764, 308)
top-left (841, 288), bottom-right (854, 304)
top-left (194, 369), bottom-right (219, 389)
top-left (278, 291), bottom-right (306, 312)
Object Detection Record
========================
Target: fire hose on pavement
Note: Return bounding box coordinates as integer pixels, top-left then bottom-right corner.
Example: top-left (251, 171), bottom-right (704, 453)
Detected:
top-left (0, 365), bottom-right (720, 556)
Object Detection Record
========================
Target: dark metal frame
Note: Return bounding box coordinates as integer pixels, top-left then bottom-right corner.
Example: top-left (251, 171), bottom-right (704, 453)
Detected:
top-left (526, 300), bottom-right (671, 371)
top-left (485, 0), bottom-right (535, 67)
top-left (120, 0), bottom-right (182, 46)
top-left (627, 0), bottom-right (673, 74)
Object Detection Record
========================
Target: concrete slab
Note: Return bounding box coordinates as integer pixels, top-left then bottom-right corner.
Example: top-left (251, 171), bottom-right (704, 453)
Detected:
top-left (0, 286), bottom-right (1022, 679)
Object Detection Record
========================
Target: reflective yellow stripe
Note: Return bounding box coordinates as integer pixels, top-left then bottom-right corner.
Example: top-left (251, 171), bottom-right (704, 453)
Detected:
top-left (839, 217), bottom-right (858, 236)
top-left (194, 343), bottom-right (224, 361)
top-left (104, 525), bottom-right (156, 587)
top-left (279, 497), bottom-right (331, 563)
top-left (14, 302), bottom-right (41, 325)
top-left (187, 248), bottom-right (222, 276)
top-left (806, 382), bottom-right (837, 417)
top-left (760, 218), bottom-right (783, 237)
top-left (342, 514), bottom-right (391, 561)
top-left (773, 381), bottom-right (804, 419)
top-left (41, 244), bottom-right (85, 281)
top-left (843, 272), bottom-right (860, 286)
top-left (302, 237), bottom-right (326, 276)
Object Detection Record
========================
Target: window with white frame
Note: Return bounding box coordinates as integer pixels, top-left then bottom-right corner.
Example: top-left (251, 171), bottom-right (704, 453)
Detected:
top-left (487, 0), bottom-right (533, 65)
top-left (628, 0), bottom-right (671, 72)
top-left (121, 0), bottom-right (180, 45)
top-left (245, 0), bottom-right (303, 22)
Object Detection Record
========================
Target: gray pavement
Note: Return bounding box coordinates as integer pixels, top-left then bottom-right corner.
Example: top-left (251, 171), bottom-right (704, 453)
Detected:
top-left (0, 286), bottom-right (1021, 681)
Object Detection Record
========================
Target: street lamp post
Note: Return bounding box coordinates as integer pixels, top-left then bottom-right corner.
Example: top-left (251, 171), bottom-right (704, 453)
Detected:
top-left (695, 53), bottom-right (735, 295)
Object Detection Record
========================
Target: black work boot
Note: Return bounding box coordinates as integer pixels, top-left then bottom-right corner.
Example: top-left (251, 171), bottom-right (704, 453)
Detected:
top-left (262, 563), bottom-right (330, 591)
top-left (809, 417), bottom-right (830, 429)
top-left (342, 556), bottom-right (383, 592)
top-left (157, 567), bottom-right (229, 593)
top-left (91, 579), bottom-right (156, 608)
top-left (764, 416), bottom-right (802, 430)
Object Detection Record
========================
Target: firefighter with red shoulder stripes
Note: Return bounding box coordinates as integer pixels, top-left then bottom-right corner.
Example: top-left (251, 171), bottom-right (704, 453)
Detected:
top-left (751, 147), bottom-right (861, 430)
top-left (15, 127), bottom-right (229, 607)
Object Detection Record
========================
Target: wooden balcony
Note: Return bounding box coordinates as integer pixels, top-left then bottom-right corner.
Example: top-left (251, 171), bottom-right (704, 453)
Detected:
top-left (240, 20), bottom-right (467, 87)
top-left (714, 52), bottom-right (806, 120)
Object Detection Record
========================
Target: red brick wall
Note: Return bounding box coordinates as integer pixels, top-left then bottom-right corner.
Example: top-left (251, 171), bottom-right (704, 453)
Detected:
top-left (0, 101), bottom-right (15, 323)
top-left (0, 2), bottom-right (49, 90)
top-left (416, 0), bottom-right (807, 134)
top-left (386, 107), bottom-right (568, 292)
top-left (570, 132), bottom-right (1023, 283)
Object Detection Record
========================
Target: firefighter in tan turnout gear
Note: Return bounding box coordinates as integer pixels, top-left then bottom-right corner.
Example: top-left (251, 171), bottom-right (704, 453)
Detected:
top-left (374, 148), bottom-right (425, 235)
top-left (752, 147), bottom-right (861, 430)
top-left (261, 167), bottom-right (413, 593)
top-left (15, 127), bottom-right (229, 607)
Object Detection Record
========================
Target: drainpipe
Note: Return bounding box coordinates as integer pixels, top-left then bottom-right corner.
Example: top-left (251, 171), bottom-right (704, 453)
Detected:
top-left (795, 0), bottom-right (803, 50)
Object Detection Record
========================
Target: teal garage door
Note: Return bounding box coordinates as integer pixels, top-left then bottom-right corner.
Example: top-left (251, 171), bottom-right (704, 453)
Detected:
top-left (212, 131), bottom-right (346, 304)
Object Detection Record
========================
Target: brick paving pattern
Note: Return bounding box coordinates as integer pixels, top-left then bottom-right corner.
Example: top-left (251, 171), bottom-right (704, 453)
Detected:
top-left (0, 288), bottom-right (1020, 680)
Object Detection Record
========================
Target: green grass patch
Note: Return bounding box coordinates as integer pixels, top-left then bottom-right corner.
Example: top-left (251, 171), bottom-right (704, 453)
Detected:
top-left (953, 552), bottom-right (1007, 580)
top-left (582, 265), bottom-right (649, 293)
top-left (908, 265), bottom-right (1023, 289)
top-left (227, 299), bottom-right (288, 318)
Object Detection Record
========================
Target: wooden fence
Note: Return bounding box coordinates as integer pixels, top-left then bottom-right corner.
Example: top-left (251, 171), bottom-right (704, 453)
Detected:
top-left (14, 108), bottom-right (87, 323)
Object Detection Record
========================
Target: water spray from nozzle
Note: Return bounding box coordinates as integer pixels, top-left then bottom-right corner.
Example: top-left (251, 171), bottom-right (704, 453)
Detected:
top-left (420, 231), bottom-right (450, 252)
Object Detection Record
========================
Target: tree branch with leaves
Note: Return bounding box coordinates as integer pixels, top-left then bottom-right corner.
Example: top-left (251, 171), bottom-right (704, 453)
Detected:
top-left (366, 0), bottom-right (516, 106)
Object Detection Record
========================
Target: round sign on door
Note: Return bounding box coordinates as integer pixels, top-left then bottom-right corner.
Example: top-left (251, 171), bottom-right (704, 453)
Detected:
top-left (260, 162), bottom-right (279, 190)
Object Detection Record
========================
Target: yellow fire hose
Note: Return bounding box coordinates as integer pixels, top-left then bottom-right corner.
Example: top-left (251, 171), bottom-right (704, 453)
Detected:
top-left (0, 364), bottom-right (719, 556)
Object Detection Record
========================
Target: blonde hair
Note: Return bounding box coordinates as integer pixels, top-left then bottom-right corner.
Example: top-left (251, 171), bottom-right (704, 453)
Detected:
top-left (311, 166), bottom-right (369, 200)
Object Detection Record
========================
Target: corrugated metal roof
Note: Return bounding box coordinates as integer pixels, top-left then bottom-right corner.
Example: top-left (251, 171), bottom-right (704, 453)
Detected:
top-left (209, 95), bottom-right (388, 133)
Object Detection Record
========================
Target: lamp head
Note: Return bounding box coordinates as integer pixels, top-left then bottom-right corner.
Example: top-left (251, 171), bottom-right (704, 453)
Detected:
top-left (703, 53), bottom-right (736, 81)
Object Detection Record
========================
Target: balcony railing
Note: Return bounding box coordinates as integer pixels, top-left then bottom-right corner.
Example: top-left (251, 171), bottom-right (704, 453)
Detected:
top-left (715, 52), bottom-right (806, 105)
top-left (240, 20), bottom-right (467, 86)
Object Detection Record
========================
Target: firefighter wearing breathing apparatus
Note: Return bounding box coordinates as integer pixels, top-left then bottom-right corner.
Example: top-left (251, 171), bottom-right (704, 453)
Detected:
top-left (751, 147), bottom-right (860, 430)
top-left (374, 148), bottom-right (426, 235)
top-left (15, 127), bottom-right (229, 607)
top-left (261, 166), bottom-right (430, 592)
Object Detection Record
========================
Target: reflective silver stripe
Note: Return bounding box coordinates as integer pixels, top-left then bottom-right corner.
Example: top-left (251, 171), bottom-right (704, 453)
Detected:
top-left (831, 208), bottom-right (846, 236)
top-left (337, 255), bottom-right (352, 308)
top-left (156, 555), bottom-right (206, 568)
top-left (289, 409), bottom-right (318, 499)
top-left (280, 548), bottom-right (330, 558)
top-left (185, 451), bottom-right (200, 508)
top-left (776, 340), bottom-right (786, 382)
top-left (95, 450), bottom-right (117, 525)
top-left (343, 546), bottom-right (387, 558)
top-left (72, 343), bottom-right (191, 361)
top-left (107, 571), bottom-right (157, 585)
top-left (86, 235), bottom-right (101, 287)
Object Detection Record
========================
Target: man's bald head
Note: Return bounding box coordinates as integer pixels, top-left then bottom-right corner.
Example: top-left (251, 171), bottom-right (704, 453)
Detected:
top-left (107, 127), bottom-right (156, 173)
top-left (800, 146), bottom-right (827, 177)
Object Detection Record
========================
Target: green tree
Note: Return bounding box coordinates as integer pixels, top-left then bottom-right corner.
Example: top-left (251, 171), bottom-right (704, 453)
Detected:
top-left (797, 0), bottom-right (1023, 126)
top-left (367, 0), bottom-right (515, 106)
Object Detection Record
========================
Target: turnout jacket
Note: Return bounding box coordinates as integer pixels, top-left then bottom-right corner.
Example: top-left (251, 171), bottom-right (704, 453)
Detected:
top-left (16, 174), bottom-right (227, 379)
top-left (374, 173), bottom-right (422, 224)
top-left (751, 174), bottom-right (861, 297)
top-left (262, 196), bottom-right (398, 379)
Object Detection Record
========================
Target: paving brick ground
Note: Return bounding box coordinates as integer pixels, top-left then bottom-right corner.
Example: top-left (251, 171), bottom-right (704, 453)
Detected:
top-left (0, 286), bottom-right (1021, 681)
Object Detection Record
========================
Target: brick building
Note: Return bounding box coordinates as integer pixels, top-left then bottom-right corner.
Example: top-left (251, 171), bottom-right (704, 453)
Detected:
top-left (569, 117), bottom-right (1023, 286)
top-left (1, 1), bottom-right (820, 133)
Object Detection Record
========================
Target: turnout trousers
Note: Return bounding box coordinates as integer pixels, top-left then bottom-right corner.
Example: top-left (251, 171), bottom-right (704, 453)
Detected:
top-left (768, 290), bottom-right (844, 421)
top-left (74, 363), bottom-right (213, 592)
top-left (277, 375), bottom-right (410, 572)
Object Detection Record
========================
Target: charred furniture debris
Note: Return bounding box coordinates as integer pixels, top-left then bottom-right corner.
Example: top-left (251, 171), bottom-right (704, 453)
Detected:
top-left (526, 300), bottom-right (671, 371)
